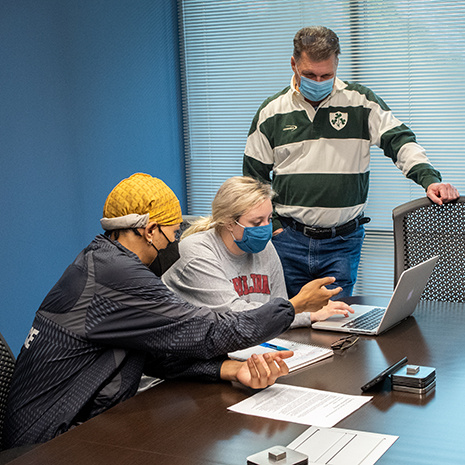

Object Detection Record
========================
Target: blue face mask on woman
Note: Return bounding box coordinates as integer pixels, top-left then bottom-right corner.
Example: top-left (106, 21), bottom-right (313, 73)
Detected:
top-left (233, 221), bottom-right (273, 254)
top-left (299, 75), bottom-right (334, 102)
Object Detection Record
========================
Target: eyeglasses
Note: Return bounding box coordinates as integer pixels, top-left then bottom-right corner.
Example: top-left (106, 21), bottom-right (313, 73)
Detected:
top-left (159, 226), bottom-right (182, 242)
top-left (331, 335), bottom-right (359, 351)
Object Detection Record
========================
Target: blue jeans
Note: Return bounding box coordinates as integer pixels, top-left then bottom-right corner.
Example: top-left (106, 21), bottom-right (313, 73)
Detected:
top-left (272, 225), bottom-right (365, 299)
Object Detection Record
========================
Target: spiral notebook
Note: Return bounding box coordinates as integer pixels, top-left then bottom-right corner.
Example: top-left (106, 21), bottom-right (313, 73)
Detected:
top-left (228, 338), bottom-right (333, 373)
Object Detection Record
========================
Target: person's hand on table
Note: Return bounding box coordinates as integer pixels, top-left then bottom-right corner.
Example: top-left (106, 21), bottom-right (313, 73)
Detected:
top-left (310, 300), bottom-right (354, 322)
top-left (220, 351), bottom-right (294, 389)
top-left (426, 182), bottom-right (460, 205)
top-left (290, 277), bottom-right (342, 313)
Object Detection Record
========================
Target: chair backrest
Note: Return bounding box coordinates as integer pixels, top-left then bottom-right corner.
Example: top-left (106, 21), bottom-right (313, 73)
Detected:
top-left (0, 333), bottom-right (15, 450)
top-left (392, 196), bottom-right (465, 302)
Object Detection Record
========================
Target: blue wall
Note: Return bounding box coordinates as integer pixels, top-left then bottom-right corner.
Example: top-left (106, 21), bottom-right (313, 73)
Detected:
top-left (0, 0), bottom-right (185, 355)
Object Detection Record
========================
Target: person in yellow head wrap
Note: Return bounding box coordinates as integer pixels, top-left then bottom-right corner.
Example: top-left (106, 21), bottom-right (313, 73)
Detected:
top-left (100, 173), bottom-right (184, 273)
top-left (4, 172), bottom-right (334, 449)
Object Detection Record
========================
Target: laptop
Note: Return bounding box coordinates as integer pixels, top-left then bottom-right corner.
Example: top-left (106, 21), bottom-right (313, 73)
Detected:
top-left (312, 256), bottom-right (439, 335)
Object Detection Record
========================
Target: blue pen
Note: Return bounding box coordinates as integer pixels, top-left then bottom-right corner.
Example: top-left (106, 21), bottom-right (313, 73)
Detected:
top-left (260, 342), bottom-right (290, 351)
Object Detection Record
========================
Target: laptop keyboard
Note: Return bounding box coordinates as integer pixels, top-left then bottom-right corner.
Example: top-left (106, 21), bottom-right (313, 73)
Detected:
top-left (342, 307), bottom-right (386, 331)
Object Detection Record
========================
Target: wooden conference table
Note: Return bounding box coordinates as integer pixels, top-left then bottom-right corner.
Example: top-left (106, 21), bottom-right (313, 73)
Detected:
top-left (7, 297), bottom-right (465, 465)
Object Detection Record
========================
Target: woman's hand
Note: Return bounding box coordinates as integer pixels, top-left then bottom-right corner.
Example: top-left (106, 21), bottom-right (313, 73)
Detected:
top-left (310, 300), bottom-right (354, 322)
top-left (220, 351), bottom-right (294, 389)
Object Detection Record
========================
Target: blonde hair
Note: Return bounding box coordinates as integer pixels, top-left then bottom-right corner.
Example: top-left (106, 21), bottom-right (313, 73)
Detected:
top-left (182, 176), bottom-right (274, 239)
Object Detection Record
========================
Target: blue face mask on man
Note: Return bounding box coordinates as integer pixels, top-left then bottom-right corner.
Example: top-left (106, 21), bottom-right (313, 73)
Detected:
top-left (299, 75), bottom-right (334, 102)
top-left (233, 221), bottom-right (273, 254)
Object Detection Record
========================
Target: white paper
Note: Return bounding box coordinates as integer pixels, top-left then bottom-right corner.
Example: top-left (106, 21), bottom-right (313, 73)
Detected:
top-left (228, 384), bottom-right (371, 427)
top-left (288, 425), bottom-right (398, 465)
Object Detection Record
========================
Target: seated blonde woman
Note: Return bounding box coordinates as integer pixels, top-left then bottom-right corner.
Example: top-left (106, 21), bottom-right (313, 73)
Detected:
top-left (163, 176), bottom-right (353, 327)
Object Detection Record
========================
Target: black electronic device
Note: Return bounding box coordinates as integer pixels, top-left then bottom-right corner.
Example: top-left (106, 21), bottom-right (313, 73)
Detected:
top-left (392, 380), bottom-right (436, 395)
top-left (361, 357), bottom-right (408, 392)
top-left (391, 365), bottom-right (436, 394)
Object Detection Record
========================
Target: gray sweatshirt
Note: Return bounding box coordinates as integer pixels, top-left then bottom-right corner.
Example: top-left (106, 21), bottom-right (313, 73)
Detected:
top-left (163, 229), bottom-right (312, 327)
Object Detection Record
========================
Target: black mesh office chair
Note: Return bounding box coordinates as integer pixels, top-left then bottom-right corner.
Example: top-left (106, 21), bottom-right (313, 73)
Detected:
top-left (392, 196), bottom-right (465, 302)
top-left (0, 332), bottom-right (15, 450)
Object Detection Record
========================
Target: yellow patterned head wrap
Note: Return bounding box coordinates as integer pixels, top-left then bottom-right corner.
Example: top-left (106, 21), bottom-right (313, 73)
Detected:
top-left (101, 173), bottom-right (183, 230)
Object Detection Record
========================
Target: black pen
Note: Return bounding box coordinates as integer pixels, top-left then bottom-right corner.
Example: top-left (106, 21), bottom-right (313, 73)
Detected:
top-left (361, 356), bottom-right (408, 392)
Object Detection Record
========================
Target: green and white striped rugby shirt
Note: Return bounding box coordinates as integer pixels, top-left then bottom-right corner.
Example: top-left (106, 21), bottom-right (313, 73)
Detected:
top-left (244, 77), bottom-right (441, 229)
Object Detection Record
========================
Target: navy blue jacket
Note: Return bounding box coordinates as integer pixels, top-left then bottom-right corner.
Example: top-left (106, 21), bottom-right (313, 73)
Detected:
top-left (3, 235), bottom-right (294, 447)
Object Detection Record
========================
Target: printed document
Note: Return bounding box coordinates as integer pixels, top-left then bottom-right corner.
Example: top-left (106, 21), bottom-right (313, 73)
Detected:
top-left (228, 384), bottom-right (371, 427)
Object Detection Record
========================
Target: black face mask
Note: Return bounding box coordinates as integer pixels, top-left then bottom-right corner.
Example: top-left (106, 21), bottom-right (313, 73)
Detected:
top-left (149, 235), bottom-right (181, 277)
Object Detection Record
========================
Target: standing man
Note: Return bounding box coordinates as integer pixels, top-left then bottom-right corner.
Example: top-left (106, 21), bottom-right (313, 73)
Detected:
top-left (243, 26), bottom-right (459, 298)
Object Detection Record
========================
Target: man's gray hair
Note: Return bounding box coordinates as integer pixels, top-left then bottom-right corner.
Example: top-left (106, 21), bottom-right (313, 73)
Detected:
top-left (293, 26), bottom-right (340, 61)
